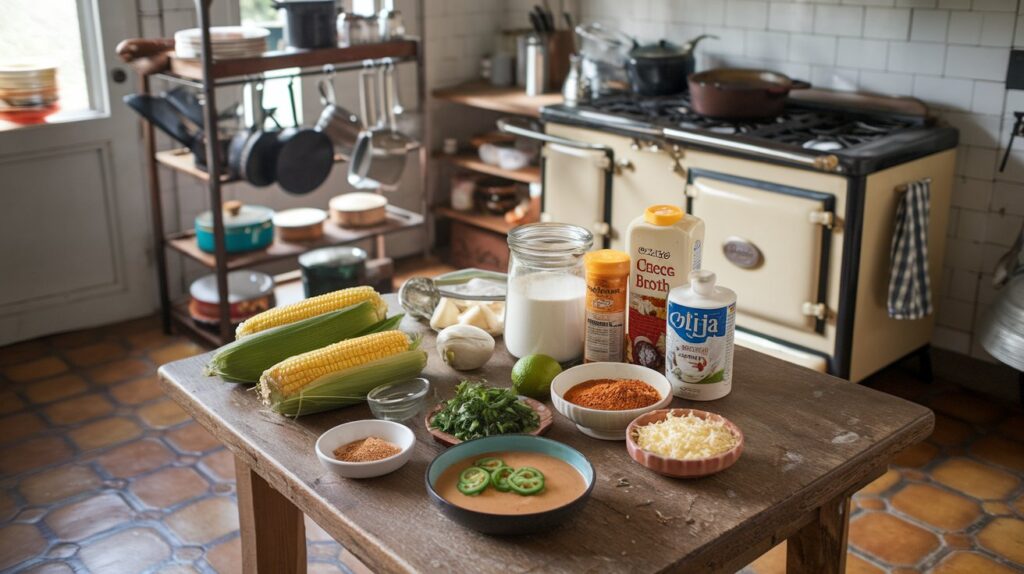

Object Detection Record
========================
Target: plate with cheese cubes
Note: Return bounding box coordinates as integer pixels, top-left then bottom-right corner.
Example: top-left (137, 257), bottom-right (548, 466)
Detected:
top-left (625, 409), bottom-right (744, 478)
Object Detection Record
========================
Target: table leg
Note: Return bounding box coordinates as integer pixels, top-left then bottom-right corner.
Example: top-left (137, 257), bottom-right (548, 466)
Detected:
top-left (786, 495), bottom-right (851, 574)
top-left (235, 456), bottom-right (307, 574)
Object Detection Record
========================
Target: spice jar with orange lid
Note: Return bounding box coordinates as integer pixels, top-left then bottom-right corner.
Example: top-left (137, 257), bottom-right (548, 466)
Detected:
top-left (583, 249), bottom-right (631, 363)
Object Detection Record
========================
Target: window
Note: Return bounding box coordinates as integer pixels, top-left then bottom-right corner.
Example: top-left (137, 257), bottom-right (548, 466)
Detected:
top-left (0, 0), bottom-right (104, 120)
top-left (239, 0), bottom-right (301, 128)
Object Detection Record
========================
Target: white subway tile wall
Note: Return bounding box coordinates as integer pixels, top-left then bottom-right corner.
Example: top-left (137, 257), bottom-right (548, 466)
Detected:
top-left (578, 0), bottom-right (1020, 362)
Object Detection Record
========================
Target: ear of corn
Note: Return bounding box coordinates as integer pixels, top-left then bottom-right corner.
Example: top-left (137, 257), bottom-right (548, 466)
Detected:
top-left (235, 286), bottom-right (387, 338)
top-left (205, 301), bottom-right (403, 383)
top-left (258, 330), bottom-right (427, 417)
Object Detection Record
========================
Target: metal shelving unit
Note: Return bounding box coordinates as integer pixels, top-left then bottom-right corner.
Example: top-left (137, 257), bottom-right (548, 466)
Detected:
top-left (138, 0), bottom-right (426, 346)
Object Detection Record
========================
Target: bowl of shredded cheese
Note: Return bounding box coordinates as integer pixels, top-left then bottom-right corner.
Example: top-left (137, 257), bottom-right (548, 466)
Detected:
top-left (626, 409), bottom-right (743, 478)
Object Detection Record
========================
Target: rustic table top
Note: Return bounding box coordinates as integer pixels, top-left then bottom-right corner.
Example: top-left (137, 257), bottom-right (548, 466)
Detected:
top-left (158, 295), bottom-right (933, 573)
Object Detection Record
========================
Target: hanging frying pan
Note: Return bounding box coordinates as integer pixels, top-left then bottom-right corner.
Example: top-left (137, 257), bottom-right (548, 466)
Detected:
top-left (274, 77), bottom-right (334, 195)
top-left (238, 81), bottom-right (279, 187)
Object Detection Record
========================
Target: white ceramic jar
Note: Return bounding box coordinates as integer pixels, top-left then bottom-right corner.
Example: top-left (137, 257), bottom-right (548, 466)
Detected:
top-left (666, 270), bottom-right (736, 401)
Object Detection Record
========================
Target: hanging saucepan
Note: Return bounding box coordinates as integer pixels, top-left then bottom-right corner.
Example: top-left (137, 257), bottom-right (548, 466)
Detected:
top-left (626, 35), bottom-right (715, 96)
top-left (687, 68), bottom-right (811, 119)
top-left (195, 200), bottom-right (274, 254)
top-left (228, 80), bottom-right (275, 184)
top-left (347, 61), bottom-right (418, 191)
top-left (315, 68), bottom-right (363, 158)
top-left (275, 76), bottom-right (335, 195)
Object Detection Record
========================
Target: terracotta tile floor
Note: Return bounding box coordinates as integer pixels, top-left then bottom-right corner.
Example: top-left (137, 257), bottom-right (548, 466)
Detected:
top-left (1, 284), bottom-right (1021, 572)
top-left (0, 317), bottom-right (369, 574)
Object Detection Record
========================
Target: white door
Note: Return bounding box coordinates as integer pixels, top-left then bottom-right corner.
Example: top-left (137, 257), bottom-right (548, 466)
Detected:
top-left (0, 0), bottom-right (151, 345)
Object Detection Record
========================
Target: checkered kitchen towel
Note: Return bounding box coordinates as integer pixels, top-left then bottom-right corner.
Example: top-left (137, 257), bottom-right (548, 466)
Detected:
top-left (888, 179), bottom-right (933, 320)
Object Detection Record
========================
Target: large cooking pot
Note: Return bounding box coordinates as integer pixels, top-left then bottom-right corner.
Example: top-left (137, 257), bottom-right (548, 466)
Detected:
top-left (688, 68), bottom-right (811, 119)
top-left (195, 200), bottom-right (274, 254)
top-left (626, 35), bottom-right (715, 96)
top-left (273, 0), bottom-right (338, 49)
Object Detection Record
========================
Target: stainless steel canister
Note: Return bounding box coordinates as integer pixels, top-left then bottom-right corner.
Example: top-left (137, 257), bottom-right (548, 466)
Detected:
top-left (525, 35), bottom-right (548, 96)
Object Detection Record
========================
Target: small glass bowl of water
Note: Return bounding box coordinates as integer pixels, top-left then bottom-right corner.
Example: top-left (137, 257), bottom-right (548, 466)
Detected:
top-left (367, 378), bottom-right (432, 422)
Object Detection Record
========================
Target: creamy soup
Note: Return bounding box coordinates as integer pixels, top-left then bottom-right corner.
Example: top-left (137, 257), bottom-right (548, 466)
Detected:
top-left (435, 451), bottom-right (587, 515)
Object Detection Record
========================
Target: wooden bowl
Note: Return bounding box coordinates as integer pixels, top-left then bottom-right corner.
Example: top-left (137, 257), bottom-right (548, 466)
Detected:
top-left (329, 192), bottom-right (388, 228)
top-left (274, 207), bottom-right (326, 242)
top-left (425, 396), bottom-right (553, 447)
top-left (626, 409), bottom-right (744, 478)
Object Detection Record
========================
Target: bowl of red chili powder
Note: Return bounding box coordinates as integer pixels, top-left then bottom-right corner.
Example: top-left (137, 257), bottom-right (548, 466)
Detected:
top-left (550, 362), bottom-right (672, 440)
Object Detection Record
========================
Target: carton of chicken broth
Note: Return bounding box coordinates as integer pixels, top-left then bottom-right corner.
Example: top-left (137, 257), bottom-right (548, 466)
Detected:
top-left (625, 205), bottom-right (705, 372)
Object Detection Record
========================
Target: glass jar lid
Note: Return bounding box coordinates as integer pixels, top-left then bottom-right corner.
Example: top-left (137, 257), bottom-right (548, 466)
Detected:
top-left (507, 223), bottom-right (593, 267)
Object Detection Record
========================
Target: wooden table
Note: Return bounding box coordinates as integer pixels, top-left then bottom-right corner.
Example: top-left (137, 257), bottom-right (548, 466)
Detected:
top-left (158, 295), bottom-right (933, 574)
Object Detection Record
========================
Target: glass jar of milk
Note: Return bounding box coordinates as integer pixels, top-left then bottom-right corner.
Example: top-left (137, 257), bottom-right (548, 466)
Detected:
top-left (505, 223), bottom-right (593, 362)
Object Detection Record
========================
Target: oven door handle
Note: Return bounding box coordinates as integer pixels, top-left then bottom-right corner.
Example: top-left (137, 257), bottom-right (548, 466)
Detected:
top-left (662, 127), bottom-right (842, 173)
top-left (498, 117), bottom-right (615, 162)
top-left (497, 116), bottom-right (615, 249)
top-left (545, 142), bottom-right (611, 169)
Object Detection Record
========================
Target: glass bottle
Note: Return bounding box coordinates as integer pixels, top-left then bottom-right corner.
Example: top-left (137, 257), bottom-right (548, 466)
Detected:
top-left (504, 223), bottom-right (593, 362)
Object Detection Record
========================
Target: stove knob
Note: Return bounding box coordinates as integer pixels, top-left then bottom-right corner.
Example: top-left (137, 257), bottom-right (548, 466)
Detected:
top-left (814, 155), bottom-right (840, 172)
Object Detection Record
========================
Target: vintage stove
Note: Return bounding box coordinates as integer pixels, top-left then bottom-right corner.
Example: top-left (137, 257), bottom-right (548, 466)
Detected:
top-left (505, 92), bottom-right (958, 382)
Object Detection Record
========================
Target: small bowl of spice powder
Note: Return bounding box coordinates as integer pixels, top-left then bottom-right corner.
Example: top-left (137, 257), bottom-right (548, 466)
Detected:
top-left (550, 363), bottom-right (673, 440)
top-left (315, 420), bottom-right (415, 478)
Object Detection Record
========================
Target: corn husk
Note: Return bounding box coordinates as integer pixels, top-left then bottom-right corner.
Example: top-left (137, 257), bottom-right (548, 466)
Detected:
top-left (205, 301), bottom-right (402, 383)
top-left (260, 349), bottom-right (427, 417)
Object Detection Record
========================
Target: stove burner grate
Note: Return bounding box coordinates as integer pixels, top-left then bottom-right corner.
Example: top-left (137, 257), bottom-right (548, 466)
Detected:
top-left (579, 94), bottom-right (921, 152)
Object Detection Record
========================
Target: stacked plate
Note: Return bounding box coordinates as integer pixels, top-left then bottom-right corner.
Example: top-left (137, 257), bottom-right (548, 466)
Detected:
top-left (0, 64), bottom-right (59, 109)
top-left (174, 26), bottom-right (270, 60)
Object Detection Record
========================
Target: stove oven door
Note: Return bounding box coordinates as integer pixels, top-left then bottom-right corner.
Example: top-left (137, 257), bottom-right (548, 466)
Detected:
top-left (688, 171), bottom-right (834, 334)
top-left (542, 142), bottom-right (612, 245)
top-left (498, 118), bottom-right (616, 248)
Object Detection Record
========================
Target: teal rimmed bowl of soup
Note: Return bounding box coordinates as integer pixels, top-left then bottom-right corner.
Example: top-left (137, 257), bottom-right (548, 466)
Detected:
top-left (425, 435), bottom-right (595, 535)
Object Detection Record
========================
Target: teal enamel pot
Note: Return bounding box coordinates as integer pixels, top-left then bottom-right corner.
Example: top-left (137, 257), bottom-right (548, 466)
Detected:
top-left (196, 201), bottom-right (274, 254)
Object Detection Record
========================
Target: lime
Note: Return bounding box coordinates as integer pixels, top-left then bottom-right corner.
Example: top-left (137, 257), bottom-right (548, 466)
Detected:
top-left (511, 354), bottom-right (562, 399)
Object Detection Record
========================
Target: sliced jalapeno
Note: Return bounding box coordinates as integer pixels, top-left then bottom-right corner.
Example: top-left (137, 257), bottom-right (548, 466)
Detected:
top-left (509, 467), bottom-right (545, 495)
top-left (457, 480), bottom-right (488, 495)
top-left (490, 466), bottom-right (515, 492)
top-left (474, 457), bottom-right (506, 472)
top-left (457, 466), bottom-right (490, 495)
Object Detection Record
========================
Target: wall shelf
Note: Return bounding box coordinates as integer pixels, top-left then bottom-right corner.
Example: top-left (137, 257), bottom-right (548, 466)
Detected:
top-left (166, 40), bottom-right (418, 82)
top-left (434, 206), bottom-right (514, 235)
top-left (432, 82), bottom-right (562, 118)
top-left (434, 153), bottom-right (540, 184)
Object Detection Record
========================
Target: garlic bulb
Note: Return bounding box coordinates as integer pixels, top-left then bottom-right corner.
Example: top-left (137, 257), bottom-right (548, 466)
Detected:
top-left (436, 324), bottom-right (495, 371)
